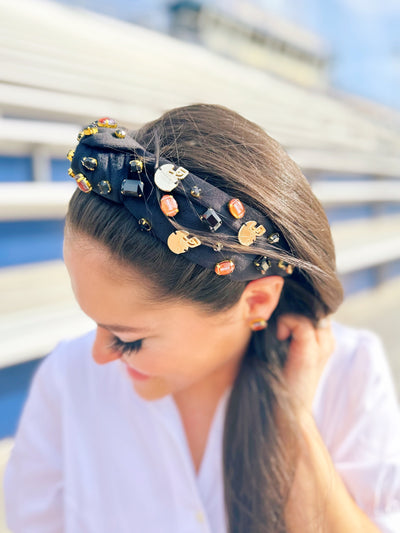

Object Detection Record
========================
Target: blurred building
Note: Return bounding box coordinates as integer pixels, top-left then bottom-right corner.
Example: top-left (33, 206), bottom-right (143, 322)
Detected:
top-left (169, 1), bottom-right (329, 88)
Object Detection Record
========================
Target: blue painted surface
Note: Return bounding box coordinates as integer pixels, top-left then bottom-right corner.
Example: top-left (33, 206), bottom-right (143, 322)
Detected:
top-left (51, 158), bottom-right (70, 181)
top-left (0, 358), bottom-right (43, 438)
top-left (0, 156), bottom-right (32, 182)
top-left (0, 220), bottom-right (65, 267)
top-left (325, 204), bottom-right (374, 224)
top-left (340, 267), bottom-right (377, 297)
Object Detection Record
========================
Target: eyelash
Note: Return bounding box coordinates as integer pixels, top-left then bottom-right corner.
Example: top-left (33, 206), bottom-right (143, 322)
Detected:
top-left (109, 336), bottom-right (143, 356)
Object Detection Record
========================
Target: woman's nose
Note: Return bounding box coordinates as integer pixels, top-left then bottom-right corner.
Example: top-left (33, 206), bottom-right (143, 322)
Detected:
top-left (92, 327), bottom-right (120, 365)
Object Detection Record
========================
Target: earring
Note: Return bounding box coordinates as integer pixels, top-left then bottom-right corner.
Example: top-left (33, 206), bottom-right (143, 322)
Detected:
top-left (249, 318), bottom-right (268, 331)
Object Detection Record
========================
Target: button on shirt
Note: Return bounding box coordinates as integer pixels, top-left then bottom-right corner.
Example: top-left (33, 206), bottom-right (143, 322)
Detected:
top-left (4, 323), bottom-right (400, 533)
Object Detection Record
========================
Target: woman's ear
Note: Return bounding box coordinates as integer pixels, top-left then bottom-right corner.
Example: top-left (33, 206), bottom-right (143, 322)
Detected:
top-left (240, 276), bottom-right (284, 322)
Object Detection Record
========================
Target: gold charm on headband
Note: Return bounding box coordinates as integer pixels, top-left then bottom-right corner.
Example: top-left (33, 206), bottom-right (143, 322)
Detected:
top-left (67, 150), bottom-right (75, 162)
top-left (228, 198), bottom-right (245, 219)
top-left (160, 195), bottom-right (179, 217)
top-left (75, 174), bottom-right (92, 193)
top-left (215, 260), bottom-right (235, 276)
top-left (154, 164), bottom-right (189, 192)
top-left (68, 168), bottom-right (76, 178)
top-left (278, 260), bottom-right (294, 275)
top-left (82, 157), bottom-right (97, 171)
top-left (167, 231), bottom-right (201, 254)
top-left (238, 221), bottom-right (266, 246)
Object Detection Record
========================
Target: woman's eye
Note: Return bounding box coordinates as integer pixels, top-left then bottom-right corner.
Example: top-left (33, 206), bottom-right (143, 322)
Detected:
top-left (109, 336), bottom-right (143, 355)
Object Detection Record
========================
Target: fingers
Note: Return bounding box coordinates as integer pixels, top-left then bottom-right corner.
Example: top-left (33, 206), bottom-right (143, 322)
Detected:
top-left (277, 315), bottom-right (334, 354)
top-left (277, 314), bottom-right (335, 412)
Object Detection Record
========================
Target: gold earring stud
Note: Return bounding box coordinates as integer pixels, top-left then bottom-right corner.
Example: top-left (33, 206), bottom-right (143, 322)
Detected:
top-left (249, 318), bottom-right (268, 331)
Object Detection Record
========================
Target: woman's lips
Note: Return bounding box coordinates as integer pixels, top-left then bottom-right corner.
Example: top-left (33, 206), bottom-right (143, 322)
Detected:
top-left (123, 363), bottom-right (150, 381)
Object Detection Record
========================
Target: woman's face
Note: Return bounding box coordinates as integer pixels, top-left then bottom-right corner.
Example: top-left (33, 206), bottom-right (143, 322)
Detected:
top-left (63, 232), bottom-right (252, 402)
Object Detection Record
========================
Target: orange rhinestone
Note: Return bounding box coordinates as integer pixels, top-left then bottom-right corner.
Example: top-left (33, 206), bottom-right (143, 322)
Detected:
top-left (215, 260), bottom-right (235, 276)
top-left (160, 195), bottom-right (179, 217)
top-left (228, 198), bottom-right (245, 219)
top-left (75, 174), bottom-right (92, 193)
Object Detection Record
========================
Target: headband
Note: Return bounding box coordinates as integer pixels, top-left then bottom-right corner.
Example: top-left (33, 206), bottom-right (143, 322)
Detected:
top-left (67, 118), bottom-right (295, 282)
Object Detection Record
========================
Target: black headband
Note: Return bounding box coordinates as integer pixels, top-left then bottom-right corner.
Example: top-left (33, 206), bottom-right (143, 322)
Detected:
top-left (67, 118), bottom-right (295, 282)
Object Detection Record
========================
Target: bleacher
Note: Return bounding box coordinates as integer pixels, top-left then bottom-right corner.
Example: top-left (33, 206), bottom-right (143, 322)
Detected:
top-left (1, 0), bottom-right (400, 369)
top-left (1, 1), bottom-right (400, 530)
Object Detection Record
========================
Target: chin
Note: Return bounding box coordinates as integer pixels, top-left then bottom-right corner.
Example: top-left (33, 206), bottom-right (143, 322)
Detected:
top-left (131, 377), bottom-right (173, 401)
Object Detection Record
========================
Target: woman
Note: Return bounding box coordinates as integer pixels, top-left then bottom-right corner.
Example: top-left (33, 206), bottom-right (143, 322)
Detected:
top-left (4, 104), bottom-right (400, 532)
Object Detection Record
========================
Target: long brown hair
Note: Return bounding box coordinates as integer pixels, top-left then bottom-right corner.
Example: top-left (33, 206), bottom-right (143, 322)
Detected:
top-left (65, 104), bottom-right (343, 532)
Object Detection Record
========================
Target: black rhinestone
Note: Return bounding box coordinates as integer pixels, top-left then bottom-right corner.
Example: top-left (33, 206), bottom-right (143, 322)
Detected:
top-left (190, 186), bottom-right (201, 198)
top-left (254, 256), bottom-right (271, 275)
top-left (82, 157), bottom-right (98, 171)
top-left (129, 159), bottom-right (143, 173)
top-left (121, 179), bottom-right (144, 197)
top-left (98, 180), bottom-right (111, 195)
top-left (267, 233), bottom-right (280, 244)
top-left (200, 208), bottom-right (222, 232)
top-left (114, 129), bottom-right (126, 139)
top-left (138, 218), bottom-right (152, 231)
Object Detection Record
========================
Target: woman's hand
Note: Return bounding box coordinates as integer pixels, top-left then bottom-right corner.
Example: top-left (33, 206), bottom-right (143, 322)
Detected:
top-left (276, 314), bottom-right (335, 413)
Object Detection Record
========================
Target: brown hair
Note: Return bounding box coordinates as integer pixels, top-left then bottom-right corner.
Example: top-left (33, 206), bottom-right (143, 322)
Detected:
top-left (66, 103), bottom-right (343, 532)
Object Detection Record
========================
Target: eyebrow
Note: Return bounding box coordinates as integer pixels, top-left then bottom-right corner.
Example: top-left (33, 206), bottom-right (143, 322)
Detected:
top-left (97, 323), bottom-right (148, 334)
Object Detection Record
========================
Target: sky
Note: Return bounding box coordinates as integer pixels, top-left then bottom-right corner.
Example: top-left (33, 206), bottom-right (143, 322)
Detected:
top-left (60, 0), bottom-right (400, 110)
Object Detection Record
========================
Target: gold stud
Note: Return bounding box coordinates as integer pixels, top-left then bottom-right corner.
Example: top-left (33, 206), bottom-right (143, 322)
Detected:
top-left (68, 168), bottom-right (76, 178)
top-left (67, 150), bottom-right (75, 162)
top-left (278, 260), bottom-right (294, 275)
top-left (190, 186), bottom-right (202, 198)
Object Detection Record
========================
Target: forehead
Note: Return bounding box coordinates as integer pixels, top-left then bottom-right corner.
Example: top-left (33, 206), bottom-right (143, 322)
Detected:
top-left (63, 231), bottom-right (209, 329)
top-left (64, 233), bottom-right (159, 306)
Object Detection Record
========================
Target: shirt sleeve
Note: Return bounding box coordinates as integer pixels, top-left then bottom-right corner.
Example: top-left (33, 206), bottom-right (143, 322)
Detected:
top-left (315, 327), bottom-right (400, 533)
top-left (3, 343), bottom-right (66, 533)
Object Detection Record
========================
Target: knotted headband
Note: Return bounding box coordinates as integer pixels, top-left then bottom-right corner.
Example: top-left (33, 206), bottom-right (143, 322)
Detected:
top-left (67, 118), bottom-right (295, 282)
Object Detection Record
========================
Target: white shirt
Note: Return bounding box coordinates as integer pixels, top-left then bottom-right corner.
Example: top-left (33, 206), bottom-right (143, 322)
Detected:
top-left (4, 322), bottom-right (400, 533)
